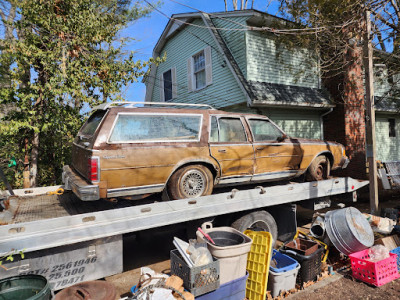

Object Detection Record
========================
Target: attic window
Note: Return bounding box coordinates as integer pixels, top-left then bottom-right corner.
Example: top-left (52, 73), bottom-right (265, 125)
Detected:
top-left (159, 67), bottom-right (177, 101)
top-left (163, 70), bottom-right (173, 101)
top-left (187, 46), bottom-right (212, 92)
top-left (193, 51), bottom-right (206, 89)
top-left (389, 118), bottom-right (396, 137)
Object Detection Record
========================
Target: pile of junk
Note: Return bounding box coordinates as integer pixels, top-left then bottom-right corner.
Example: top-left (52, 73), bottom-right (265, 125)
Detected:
top-left (2, 206), bottom-right (400, 300)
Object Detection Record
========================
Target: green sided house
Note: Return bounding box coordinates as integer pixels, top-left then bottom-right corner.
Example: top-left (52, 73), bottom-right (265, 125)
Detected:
top-left (144, 9), bottom-right (400, 167)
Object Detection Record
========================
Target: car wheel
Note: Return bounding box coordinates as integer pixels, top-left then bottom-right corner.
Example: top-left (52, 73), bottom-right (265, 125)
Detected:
top-left (167, 165), bottom-right (214, 200)
top-left (231, 210), bottom-right (278, 247)
top-left (306, 155), bottom-right (330, 181)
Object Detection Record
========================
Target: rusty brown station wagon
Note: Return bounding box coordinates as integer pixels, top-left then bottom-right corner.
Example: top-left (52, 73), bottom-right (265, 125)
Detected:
top-left (62, 102), bottom-right (349, 201)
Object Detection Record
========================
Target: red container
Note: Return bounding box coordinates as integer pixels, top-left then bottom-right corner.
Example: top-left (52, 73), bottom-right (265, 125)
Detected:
top-left (284, 238), bottom-right (319, 256)
top-left (349, 249), bottom-right (400, 286)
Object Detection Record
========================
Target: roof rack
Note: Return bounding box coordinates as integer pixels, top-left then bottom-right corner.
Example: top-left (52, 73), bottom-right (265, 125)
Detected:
top-left (93, 101), bottom-right (215, 111)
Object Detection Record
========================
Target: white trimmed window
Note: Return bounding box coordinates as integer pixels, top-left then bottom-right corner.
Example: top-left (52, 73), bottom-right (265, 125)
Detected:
top-left (159, 67), bottom-right (177, 101)
top-left (187, 46), bottom-right (212, 91)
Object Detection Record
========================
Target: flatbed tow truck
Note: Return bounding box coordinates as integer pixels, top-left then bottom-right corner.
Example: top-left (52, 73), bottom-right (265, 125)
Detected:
top-left (0, 177), bottom-right (368, 290)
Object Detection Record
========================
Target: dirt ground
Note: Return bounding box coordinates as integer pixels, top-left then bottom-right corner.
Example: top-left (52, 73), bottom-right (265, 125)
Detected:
top-left (105, 192), bottom-right (400, 299)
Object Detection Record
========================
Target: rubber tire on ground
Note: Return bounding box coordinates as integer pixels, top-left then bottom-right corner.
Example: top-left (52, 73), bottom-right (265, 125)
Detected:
top-left (231, 210), bottom-right (278, 247)
top-left (306, 155), bottom-right (330, 181)
top-left (167, 165), bottom-right (214, 200)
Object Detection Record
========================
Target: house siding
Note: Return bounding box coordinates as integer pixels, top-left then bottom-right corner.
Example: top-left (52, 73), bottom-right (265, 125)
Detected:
top-left (150, 18), bottom-right (247, 109)
top-left (226, 104), bottom-right (322, 139)
top-left (212, 16), bottom-right (249, 78)
top-left (376, 114), bottom-right (400, 161)
top-left (246, 31), bottom-right (320, 88)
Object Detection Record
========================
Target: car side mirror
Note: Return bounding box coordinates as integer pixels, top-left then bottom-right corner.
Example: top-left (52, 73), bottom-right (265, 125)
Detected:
top-left (277, 134), bottom-right (287, 142)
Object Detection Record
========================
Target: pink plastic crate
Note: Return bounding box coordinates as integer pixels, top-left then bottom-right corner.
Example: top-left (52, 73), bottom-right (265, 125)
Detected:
top-left (349, 249), bottom-right (400, 286)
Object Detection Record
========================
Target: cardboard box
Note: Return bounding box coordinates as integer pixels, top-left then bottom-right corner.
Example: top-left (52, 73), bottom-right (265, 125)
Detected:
top-left (375, 235), bottom-right (400, 250)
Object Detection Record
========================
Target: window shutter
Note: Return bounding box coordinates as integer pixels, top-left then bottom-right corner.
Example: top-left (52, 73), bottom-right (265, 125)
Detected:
top-left (205, 46), bottom-right (212, 86)
top-left (172, 67), bottom-right (177, 99)
top-left (159, 73), bottom-right (164, 101)
top-left (187, 57), bottom-right (193, 91)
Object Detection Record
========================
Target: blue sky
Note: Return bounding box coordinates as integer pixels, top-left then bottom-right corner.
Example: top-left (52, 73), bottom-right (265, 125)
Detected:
top-left (122, 0), bottom-right (280, 102)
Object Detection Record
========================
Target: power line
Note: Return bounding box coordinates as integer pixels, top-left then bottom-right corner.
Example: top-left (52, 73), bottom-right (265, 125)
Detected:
top-left (166, 0), bottom-right (249, 29)
top-left (143, 0), bottom-right (359, 35)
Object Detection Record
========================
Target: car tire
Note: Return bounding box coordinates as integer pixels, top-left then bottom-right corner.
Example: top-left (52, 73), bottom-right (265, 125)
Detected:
top-left (167, 165), bottom-right (214, 200)
top-left (231, 210), bottom-right (278, 247)
top-left (306, 155), bottom-right (330, 181)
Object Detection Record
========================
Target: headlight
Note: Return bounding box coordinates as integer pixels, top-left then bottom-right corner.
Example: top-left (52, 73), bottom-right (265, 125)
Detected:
top-left (342, 146), bottom-right (346, 157)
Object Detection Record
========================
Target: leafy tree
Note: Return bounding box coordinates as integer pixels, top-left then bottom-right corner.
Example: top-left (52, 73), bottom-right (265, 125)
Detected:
top-left (0, 0), bottom-right (159, 187)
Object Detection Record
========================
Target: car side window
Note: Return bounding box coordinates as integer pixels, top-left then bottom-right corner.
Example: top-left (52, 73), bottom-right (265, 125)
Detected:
top-left (214, 117), bottom-right (247, 142)
top-left (248, 119), bottom-right (283, 142)
top-left (109, 114), bottom-right (202, 142)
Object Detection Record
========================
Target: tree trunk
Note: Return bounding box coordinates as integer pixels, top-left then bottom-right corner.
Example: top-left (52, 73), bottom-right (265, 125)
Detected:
top-left (29, 131), bottom-right (39, 187)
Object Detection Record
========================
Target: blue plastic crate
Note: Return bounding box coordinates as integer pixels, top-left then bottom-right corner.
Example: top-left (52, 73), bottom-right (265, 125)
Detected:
top-left (390, 246), bottom-right (400, 273)
top-left (196, 272), bottom-right (248, 300)
top-left (270, 250), bottom-right (299, 273)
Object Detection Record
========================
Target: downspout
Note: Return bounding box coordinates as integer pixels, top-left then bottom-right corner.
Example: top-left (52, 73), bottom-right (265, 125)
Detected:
top-left (320, 108), bottom-right (333, 140)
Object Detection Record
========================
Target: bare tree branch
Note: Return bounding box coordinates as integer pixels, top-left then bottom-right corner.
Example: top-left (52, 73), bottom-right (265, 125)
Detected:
top-left (390, 0), bottom-right (400, 20)
top-left (370, 7), bottom-right (398, 31)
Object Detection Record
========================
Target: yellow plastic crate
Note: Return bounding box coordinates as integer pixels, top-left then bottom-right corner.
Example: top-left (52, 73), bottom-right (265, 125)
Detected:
top-left (244, 230), bottom-right (273, 300)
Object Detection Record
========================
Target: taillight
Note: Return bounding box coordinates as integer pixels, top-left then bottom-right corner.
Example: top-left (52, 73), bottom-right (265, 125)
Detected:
top-left (88, 157), bottom-right (100, 182)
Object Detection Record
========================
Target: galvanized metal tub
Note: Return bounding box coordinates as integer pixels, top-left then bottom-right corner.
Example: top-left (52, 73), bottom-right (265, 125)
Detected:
top-left (325, 207), bottom-right (374, 255)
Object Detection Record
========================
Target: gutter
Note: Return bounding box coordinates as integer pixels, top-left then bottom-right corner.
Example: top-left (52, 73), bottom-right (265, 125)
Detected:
top-left (320, 108), bottom-right (333, 140)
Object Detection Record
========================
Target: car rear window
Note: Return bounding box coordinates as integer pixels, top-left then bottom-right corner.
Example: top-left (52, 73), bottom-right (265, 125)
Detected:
top-left (109, 113), bottom-right (202, 143)
top-left (79, 110), bottom-right (107, 137)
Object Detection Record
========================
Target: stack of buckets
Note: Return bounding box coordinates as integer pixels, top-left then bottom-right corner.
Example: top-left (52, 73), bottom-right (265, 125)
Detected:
top-left (268, 250), bottom-right (300, 297)
top-left (196, 224), bottom-right (252, 300)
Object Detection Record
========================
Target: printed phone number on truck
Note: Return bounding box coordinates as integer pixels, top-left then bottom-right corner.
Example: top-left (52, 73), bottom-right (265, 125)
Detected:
top-left (19, 257), bottom-right (97, 277)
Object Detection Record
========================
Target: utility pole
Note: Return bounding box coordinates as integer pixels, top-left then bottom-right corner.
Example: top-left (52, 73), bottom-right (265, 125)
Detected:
top-left (363, 10), bottom-right (379, 214)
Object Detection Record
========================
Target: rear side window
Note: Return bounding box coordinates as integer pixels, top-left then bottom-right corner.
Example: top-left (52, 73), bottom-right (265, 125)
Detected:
top-left (210, 117), bottom-right (247, 142)
top-left (109, 113), bottom-right (202, 143)
top-left (80, 110), bottom-right (106, 137)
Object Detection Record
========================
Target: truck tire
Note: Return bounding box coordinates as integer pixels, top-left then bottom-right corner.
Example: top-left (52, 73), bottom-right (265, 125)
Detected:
top-left (306, 155), bottom-right (330, 181)
top-left (231, 211), bottom-right (278, 246)
top-left (167, 165), bottom-right (214, 200)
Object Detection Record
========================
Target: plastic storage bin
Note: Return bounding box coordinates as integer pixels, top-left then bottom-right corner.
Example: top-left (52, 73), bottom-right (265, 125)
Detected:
top-left (349, 248), bottom-right (399, 286)
top-left (170, 249), bottom-right (220, 297)
top-left (268, 263), bottom-right (300, 298)
top-left (270, 250), bottom-right (299, 273)
top-left (196, 272), bottom-right (248, 300)
top-left (281, 245), bottom-right (323, 284)
top-left (197, 226), bottom-right (252, 284)
top-left (390, 246), bottom-right (400, 273)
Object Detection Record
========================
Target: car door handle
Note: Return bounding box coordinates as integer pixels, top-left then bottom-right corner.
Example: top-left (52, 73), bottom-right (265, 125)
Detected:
top-left (256, 147), bottom-right (265, 151)
top-left (218, 149), bottom-right (227, 153)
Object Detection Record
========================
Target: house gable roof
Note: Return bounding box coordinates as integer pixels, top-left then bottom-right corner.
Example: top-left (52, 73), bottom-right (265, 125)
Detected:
top-left (147, 10), bottom-right (333, 109)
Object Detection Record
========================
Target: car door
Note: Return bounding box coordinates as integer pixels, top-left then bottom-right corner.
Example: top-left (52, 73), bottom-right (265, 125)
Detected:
top-left (209, 115), bottom-right (255, 184)
top-left (246, 118), bottom-right (302, 181)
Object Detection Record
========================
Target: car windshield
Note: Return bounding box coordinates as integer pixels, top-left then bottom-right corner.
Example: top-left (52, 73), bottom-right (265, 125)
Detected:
top-left (79, 110), bottom-right (107, 137)
top-left (109, 113), bottom-right (202, 142)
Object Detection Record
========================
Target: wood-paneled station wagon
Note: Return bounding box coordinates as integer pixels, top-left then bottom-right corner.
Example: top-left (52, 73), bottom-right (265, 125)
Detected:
top-left (63, 102), bottom-right (349, 201)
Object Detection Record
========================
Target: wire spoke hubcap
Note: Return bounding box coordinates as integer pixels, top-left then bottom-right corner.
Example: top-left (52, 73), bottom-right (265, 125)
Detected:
top-left (181, 170), bottom-right (206, 198)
